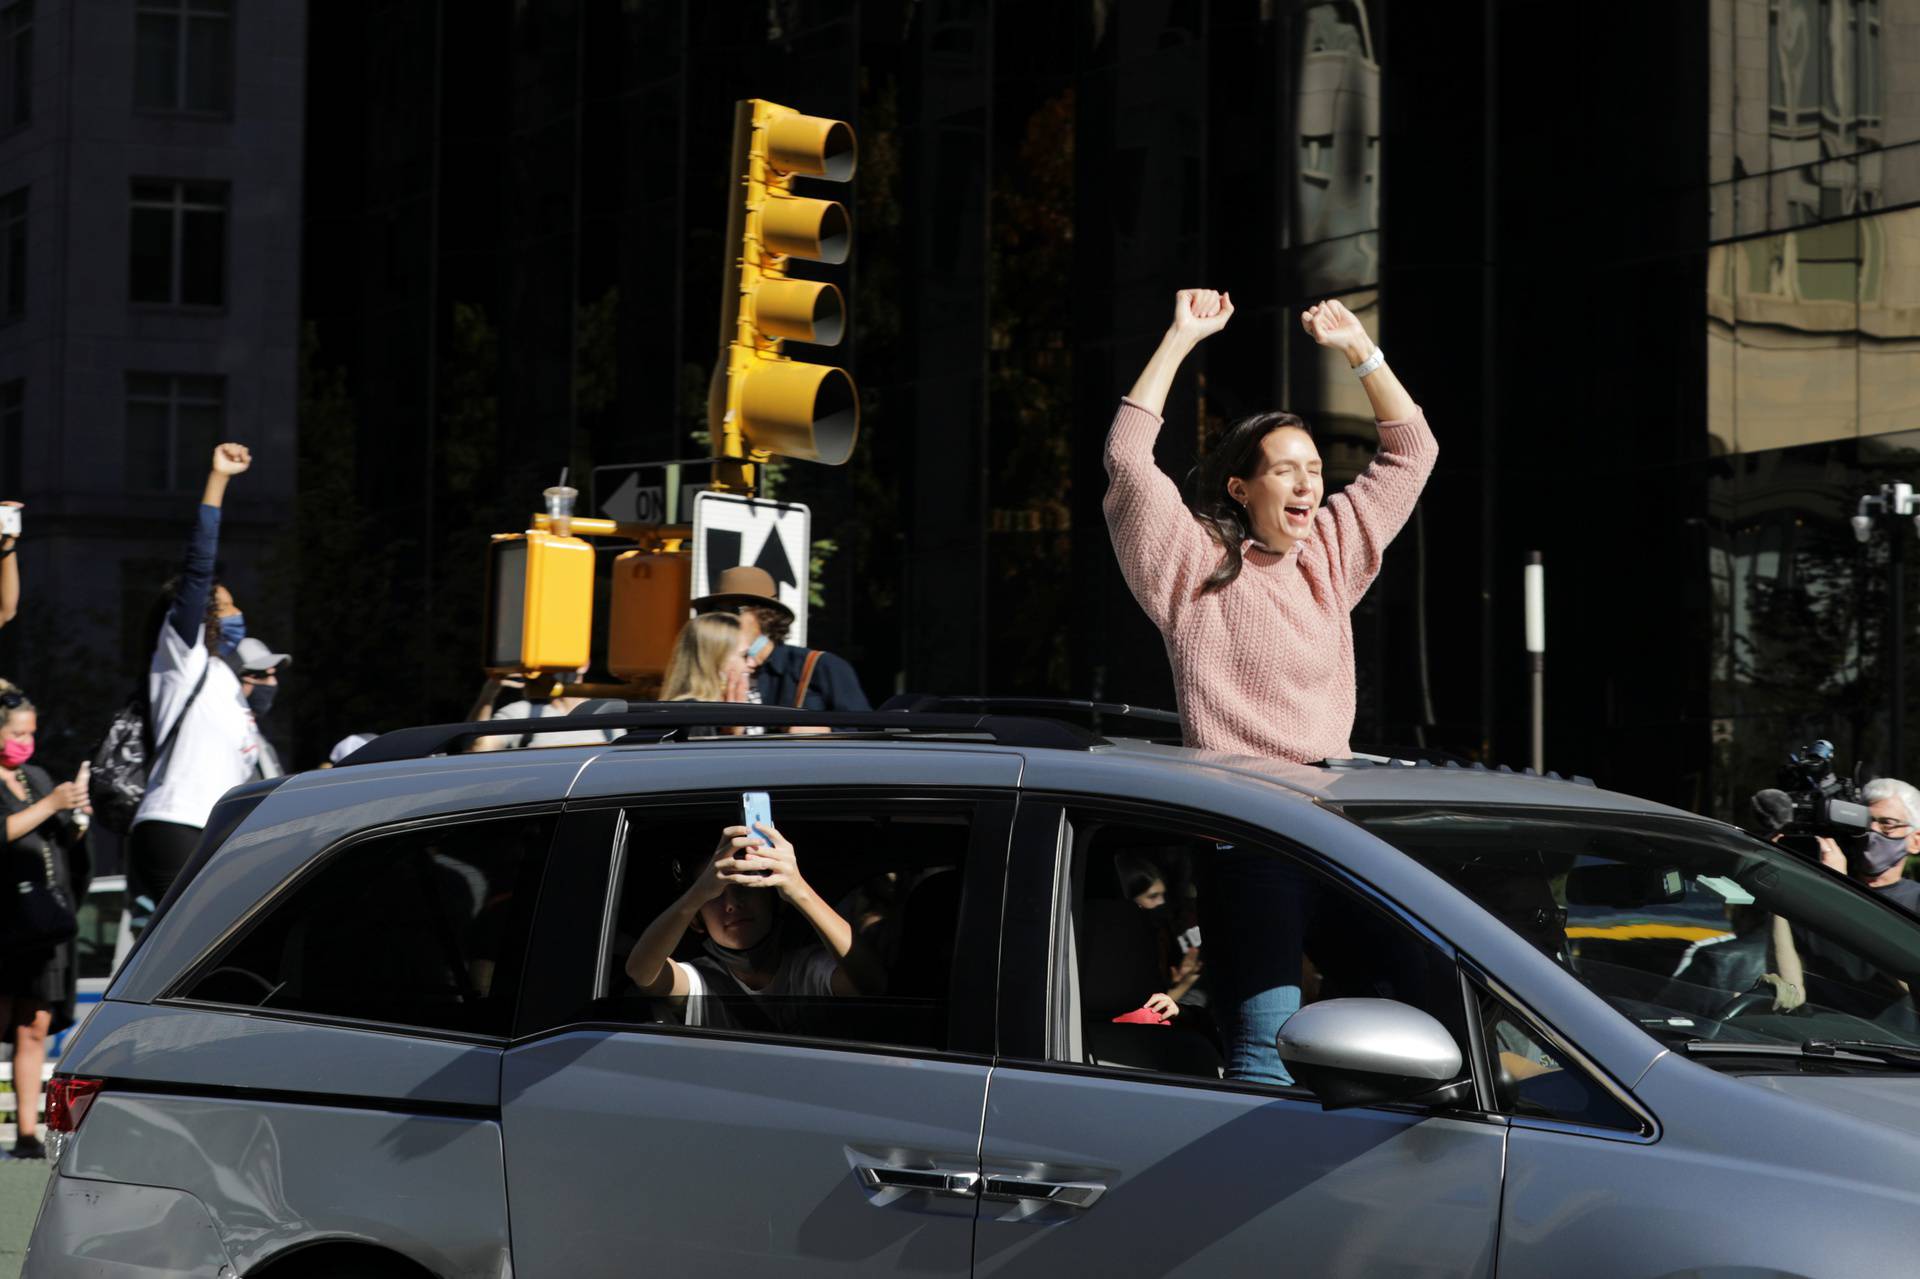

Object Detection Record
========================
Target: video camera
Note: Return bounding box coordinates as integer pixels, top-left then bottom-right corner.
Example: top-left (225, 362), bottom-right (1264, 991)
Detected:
top-left (1751, 740), bottom-right (1871, 851)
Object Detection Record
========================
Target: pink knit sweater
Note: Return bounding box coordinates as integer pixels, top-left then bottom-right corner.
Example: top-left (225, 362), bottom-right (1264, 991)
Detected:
top-left (1103, 397), bottom-right (1438, 764)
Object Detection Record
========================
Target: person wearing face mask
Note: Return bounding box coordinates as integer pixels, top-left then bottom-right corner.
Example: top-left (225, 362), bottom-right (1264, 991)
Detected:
top-left (690, 567), bottom-right (870, 722)
top-left (127, 443), bottom-right (259, 936)
top-left (1759, 777), bottom-right (1920, 1016)
top-left (0, 684), bottom-right (92, 1159)
top-left (623, 820), bottom-right (885, 1033)
top-left (234, 637), bottom-right (289, 778)
top-left (1105, 290), bottom-right (1436, 764)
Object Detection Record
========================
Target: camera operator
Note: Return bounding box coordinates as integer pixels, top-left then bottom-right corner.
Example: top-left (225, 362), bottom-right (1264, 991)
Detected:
top-left (1754, 776), bottom-right (1920, 1017)
top-left (1821, 778), bottom-right (1920, 912)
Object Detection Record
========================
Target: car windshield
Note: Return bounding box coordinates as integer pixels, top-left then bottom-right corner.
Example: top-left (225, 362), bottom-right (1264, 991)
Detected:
top-left (1347, 805), bottom-right (1920, 1057)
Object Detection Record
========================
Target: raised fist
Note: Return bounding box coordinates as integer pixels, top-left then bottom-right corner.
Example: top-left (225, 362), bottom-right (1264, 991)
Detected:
top-left (211, 443), bottom-right (252, 476)
top-left (1172, 289), bottom-right (1234, 342)
top-left (1300, 298), bottom-right (1372, 360)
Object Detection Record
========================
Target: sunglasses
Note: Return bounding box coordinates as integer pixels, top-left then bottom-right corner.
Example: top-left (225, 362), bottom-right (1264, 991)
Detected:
top-left (0, 690), bottom-right (26, 710)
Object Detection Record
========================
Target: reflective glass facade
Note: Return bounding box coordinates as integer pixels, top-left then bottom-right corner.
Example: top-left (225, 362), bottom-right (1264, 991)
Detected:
top-left (307, 1), bottom-right (1811, 811)
top-left (1706, 0), bottom-right (1920, 811)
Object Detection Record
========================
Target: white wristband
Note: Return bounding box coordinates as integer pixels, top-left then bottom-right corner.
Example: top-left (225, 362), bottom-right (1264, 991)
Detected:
top-left (1353, 346), bottom-right (1386, 379)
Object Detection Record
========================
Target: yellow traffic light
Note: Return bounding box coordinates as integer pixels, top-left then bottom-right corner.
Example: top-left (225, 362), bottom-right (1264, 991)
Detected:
top-left (608, 549), bottom-right (693, 680)
top-left (483, 531), bottom-right (595, 675)
top-left (709, 99), bottom-right (860, 491)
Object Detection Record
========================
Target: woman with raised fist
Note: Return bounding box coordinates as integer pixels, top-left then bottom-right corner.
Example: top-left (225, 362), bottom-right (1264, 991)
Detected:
top-left (1103, 289), bottom-right (1436, 766)
top-left (128, 442), bottom-right (263, 937)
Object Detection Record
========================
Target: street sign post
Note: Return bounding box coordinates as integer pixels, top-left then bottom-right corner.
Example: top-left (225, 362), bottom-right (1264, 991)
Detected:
top-left (691, 491), bottom-right (811, 645)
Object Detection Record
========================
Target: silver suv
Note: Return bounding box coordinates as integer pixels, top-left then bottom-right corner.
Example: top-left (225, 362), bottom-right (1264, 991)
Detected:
top-left (25, 701), bottom-right (1920, 1278)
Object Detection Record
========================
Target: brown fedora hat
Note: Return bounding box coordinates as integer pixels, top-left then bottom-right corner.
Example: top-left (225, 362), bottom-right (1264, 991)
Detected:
top-left (690, 564), bottom-right (795, 620)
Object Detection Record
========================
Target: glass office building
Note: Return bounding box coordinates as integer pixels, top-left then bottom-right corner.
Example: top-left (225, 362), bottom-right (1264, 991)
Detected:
top-left (1706, 0), bottom-right (1920, 813)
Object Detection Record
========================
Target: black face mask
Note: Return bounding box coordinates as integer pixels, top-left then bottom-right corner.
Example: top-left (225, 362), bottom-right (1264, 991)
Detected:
top-left (246, 684), bottom-right (277, 717)
top-left (1145, 903), bottom-right (1172, 927)
top-left (702, 926), bottom-right (783, 975)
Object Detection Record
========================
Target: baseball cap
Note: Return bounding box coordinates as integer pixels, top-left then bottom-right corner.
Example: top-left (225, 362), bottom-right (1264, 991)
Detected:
top-left (235, 636), bottom-right (292, 672)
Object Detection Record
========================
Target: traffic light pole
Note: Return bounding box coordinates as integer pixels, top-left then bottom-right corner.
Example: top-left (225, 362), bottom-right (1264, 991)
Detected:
top-left (707, 98), bottom-right (859, 497)
top-left (711, 100), bottom-right (759, 495)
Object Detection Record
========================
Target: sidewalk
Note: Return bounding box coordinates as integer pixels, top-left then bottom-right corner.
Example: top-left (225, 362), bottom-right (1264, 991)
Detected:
top-left (0, 1158), bottom-right (48, 1279)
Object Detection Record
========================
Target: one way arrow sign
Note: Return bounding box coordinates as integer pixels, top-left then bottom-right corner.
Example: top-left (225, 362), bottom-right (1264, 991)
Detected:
top-left (690, 492), bottom-right (811, 645)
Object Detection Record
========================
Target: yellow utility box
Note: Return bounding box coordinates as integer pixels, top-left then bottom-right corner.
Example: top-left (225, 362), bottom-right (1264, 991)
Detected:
top-left (608, 549), bottom-right (693, 679)
top-left (483, 530), bottom-right (595, 675)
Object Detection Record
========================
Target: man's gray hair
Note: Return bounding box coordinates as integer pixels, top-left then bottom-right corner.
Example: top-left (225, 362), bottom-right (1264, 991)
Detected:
top-left (1863, 777), bottom-right (1920, 830)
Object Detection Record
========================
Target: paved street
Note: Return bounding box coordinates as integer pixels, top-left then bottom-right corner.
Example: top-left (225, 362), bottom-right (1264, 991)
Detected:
top-left (0, 1160), bottom-right (47, 1279)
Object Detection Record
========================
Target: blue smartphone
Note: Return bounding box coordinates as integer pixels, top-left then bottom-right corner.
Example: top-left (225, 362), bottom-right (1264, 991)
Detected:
top-left (740, 791), bottom-right (773, 853)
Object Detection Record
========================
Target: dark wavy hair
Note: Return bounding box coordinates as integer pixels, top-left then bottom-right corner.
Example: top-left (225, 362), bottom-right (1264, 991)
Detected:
top-left (142, 572), bottom-right (228, 656)
top-left (1188, 410), bottom-right (1313, 592)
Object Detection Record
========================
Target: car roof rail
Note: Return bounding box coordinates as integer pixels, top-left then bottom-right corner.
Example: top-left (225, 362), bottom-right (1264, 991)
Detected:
top-left (337, 701), bottom-right (1097, 766)
top-left (1321, 753), bottom-right (1596, 787)
top-left (881, 693), bottom-right (1181, 726)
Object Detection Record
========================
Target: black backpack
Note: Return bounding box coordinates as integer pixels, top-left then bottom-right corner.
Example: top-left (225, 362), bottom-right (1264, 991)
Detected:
top-left (89, 664), bottom-right (209, 835)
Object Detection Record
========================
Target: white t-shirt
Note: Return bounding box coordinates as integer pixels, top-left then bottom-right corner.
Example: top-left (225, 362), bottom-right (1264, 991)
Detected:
top-left (134, 623), bottom-right (261, 830)
top-left (479, 700), bottom-right (619, 749)
top-left (677, 946), bottom-right (840, 1032)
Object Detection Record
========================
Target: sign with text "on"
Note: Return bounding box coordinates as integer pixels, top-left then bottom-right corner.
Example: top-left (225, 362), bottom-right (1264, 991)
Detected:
top-left (690, 491), bottom-right (810, 646)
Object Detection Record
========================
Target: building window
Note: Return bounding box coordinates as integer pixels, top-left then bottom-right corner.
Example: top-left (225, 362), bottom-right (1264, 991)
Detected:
top-left (0, 187), bottom-right (23, 323)
top-left (129, 181), bottom-right (225, 307)
top-left (134, 0), bottom-right (232, 116)
top-left (0, 380), bottom-right (20, 493)
top-left (126, 373), bottom-right (222, 491)
top-left (0, 1), bottom-right (31, 132)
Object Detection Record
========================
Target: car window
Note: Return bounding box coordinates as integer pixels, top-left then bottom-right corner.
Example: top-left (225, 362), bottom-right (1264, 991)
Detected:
top-left (1350, 805), bottom-right (1920, 1059)
top-left (74, 886), bottom-right (124, 981)
top-left (576, 797), bottom-right (988, 1054)
top-left (1040, 812), bottom-right (1470, 1094)
top-left (175, 812), bottom-right (556, 1037)
top-left (1477, 986), bottom-right (1642, 1131)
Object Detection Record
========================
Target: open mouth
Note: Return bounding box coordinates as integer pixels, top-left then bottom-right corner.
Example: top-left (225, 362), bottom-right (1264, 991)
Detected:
top-left (1284, 504), bottom-right (1313, 530)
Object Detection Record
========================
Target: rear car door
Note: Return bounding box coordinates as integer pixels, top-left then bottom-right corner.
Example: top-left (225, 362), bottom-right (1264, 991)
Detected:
top-left (502, 745), bottom-right (1020, 1279)
top-left (975, 795), bottom-right (1506, 1278)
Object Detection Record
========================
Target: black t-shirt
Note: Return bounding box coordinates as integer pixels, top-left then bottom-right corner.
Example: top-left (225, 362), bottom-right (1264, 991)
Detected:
top-left (1874, 876), bottom-right (1920, 916)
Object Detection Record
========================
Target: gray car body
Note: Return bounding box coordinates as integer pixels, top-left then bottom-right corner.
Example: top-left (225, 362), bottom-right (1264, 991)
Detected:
top-left (23, 735), bottom-right (1920, 1279)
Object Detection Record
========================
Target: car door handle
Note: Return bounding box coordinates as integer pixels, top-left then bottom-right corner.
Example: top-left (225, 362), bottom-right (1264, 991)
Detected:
top-left (855, 1165), bottom-right (982, 1199)
top-left (980, 1175), bottom-right (1107, 1209)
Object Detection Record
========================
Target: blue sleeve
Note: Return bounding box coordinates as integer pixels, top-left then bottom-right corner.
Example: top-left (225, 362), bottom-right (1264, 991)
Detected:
top-left (167, 504), bottom-right (221, 645)
top-left (820, 652), bottom-right (870, 712)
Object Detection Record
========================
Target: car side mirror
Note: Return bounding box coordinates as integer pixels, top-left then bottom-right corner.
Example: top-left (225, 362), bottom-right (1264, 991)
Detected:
top-left (1276, 998), bottom-right (1465, 1111)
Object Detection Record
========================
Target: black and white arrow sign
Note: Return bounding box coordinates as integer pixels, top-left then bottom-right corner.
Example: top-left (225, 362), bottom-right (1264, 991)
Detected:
top-left (690, 492), bottom-right (811, 645)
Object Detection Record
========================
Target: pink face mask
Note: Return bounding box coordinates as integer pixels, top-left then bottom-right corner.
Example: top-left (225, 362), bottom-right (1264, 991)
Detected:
top-left (0, 735), bottom-right (32, 768)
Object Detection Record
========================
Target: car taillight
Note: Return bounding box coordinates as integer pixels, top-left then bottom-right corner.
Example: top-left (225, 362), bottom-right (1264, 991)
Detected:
top-left (46, 1076), bottom-right (103, 1134)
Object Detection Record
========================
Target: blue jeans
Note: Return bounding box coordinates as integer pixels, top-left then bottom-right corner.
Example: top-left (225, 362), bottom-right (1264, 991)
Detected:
top-left (1198, 848), bottom-right (1310, 1085)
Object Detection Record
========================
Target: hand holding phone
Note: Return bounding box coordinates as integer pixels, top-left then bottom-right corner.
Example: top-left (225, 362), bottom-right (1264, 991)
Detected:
top-left (740, 792), bottom-right (773, 852)
top-left (0, 501), bottom-right (21, 539)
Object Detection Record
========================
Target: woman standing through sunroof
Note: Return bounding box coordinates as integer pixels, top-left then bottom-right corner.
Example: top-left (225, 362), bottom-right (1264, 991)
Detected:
top-left (1103, 289), bottom-right (1436, 765)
